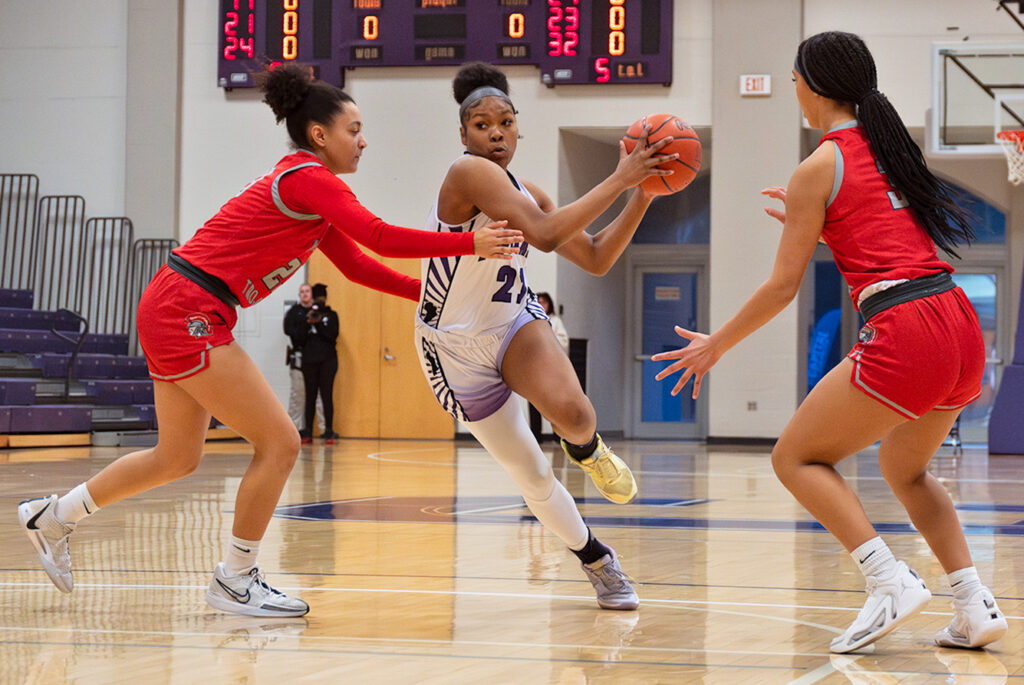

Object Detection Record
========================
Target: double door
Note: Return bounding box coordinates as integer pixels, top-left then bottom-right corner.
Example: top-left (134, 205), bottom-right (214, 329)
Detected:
top-left (308, 252), bottom-right (453, 439)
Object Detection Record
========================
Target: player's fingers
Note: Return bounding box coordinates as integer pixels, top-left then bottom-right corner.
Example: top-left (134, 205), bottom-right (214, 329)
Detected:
top-left (671, 369), bottom-right (695, 397)
top-left (691, 372), bottom-right (704, 399)
top-left (674, 325), bottom-right (698, 340)
top-left (764, 208), bottom-right (786, 222)
top-left (648, 136), bottom-right (675, 151)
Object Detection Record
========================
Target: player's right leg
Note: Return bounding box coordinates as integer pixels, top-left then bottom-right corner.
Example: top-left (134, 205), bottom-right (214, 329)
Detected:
top-left (878, 411), bottom-right (1006, 649)
top-left (19, 378), bottom-right (212, 592)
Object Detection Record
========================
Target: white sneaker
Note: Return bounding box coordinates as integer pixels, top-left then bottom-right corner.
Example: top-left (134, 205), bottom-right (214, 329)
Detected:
top-left (206, 563), bottom-right (309, 617)
top-left (581, 552), bottom-right (639, 611)
top-left (830, 561), bottom-right (931, 653)
top-left (933, 588), bottom-right (1007, 649)
top-left (18, 494), bottom-right (75, 593)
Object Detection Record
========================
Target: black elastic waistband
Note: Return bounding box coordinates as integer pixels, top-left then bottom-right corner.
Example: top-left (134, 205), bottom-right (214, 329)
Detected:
top-left (859, 271), bottom-right (955, 321)
top-left (167, 253), bottom-right (240, 308)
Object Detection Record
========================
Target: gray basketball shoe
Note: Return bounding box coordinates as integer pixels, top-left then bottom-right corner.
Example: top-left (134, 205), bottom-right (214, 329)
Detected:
top-left (18, 494), bottom-right (75, 593)
top-left (206, 562), bottom-right (310, 617)
top-left (582, 552), bottom-right (639, 610)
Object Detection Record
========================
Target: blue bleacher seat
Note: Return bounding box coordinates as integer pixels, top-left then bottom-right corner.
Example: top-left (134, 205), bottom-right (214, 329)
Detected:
top-left (0, 289), bottom-right (33, 309)
top-left (0, 379), bottom-right (37, 405)
top-left (9, 405), bottom-right (91, 433)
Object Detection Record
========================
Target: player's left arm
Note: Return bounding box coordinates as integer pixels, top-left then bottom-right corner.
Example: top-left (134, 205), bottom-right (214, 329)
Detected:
top-left (318, 226), bottom-right (421, 301)
top-left (551, 187), bottom-right (655, 276)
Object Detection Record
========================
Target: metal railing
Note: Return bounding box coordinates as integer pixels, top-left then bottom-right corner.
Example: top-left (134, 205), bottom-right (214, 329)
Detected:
top-left (0, 174), bottom-right (39, 289)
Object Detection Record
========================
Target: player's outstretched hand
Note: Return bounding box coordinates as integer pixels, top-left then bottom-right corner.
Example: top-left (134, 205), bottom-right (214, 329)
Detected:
top-left (651, 326), bottom-right (721, 399)
top-left (474, 221), bottom-right (523, 260)
top-left (615, 125), bottom-right (679, 189)
top-left (761, 186), bottom-right (787, 224)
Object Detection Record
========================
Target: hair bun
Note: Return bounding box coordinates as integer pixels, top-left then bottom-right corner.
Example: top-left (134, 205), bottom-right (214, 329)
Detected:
top-left (452, 62), bottom-right (509, 105)
top-left (259, 63), bottom-right (313, 123)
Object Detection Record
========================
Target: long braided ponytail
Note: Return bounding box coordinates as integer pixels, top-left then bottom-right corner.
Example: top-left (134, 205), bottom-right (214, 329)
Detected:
top-left (795, 31), bottom-right (974, 258)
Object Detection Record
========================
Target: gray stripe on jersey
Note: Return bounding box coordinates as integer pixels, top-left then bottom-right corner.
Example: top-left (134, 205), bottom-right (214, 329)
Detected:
top-left (271, 162), bottom-right (323, 220)
top-left (826, 140), bottom-right (844, 209)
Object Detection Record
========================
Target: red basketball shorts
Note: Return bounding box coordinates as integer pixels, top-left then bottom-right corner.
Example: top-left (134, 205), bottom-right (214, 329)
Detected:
top-left (847, 286), bottom-right (984, 420)
top-left (136, 266), bottom-right (238, 382)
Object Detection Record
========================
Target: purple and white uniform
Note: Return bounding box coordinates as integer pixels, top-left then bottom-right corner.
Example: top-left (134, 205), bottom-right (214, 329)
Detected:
top-left (414, 165), bottom-right (547, 422)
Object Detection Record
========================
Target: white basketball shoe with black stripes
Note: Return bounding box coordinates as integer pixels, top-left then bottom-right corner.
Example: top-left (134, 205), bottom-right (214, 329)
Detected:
top-left (830, 561), bottom-right (931, 653)
top-left (206, 563), bottom-right (310, 617)
top-left (18, 494), bottom-right (75, 593)
top-left (933, 588), bottom-right (1007, 649)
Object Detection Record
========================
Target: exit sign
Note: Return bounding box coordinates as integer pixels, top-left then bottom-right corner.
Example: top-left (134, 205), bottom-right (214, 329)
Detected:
top-left (740, 74), bottom-right (772, 96)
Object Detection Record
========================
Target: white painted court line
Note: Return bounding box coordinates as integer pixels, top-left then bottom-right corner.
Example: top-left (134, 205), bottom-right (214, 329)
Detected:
top-left (2, 581), bottom-right (1019, 621)
top-left (0, 625), bottom-right (834, 659)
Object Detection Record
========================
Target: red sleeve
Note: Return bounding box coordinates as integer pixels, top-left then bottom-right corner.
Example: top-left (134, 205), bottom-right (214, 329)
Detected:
top-left (278, 166), bottom-right (475, 258)
top-left (318, 226), bottom-right (422, 302)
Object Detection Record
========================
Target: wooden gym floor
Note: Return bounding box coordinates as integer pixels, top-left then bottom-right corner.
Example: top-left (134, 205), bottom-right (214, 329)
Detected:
top-left (1, 438), bottom-right (1020, 684)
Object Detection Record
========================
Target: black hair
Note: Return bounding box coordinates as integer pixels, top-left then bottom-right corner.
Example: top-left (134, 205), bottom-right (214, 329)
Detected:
top-left (453, 62), bottom-right (510, 122)
top-left (535, 291), bottom-right (554, 315)
top-left (795, 31), bottom-right (973, 257)
top-left (257, 63), bottom-right (354, 150)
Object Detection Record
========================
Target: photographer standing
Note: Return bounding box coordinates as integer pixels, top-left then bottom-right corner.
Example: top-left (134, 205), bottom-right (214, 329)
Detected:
top-left (293, 283), bottom-right (340, 444)
top-left (283, 283), bottom-right (324, 435)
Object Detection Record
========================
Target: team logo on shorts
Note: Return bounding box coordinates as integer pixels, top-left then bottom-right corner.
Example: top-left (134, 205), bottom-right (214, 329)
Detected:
top-left (185, 313), bottom-right (212, 338)
top-left (858, 322), bottom-right (876, 344)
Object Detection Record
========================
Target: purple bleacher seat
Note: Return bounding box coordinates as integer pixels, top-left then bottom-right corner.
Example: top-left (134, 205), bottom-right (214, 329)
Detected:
top-left (0, 329), bottom-right (68, 354)
top-left (0, 289), bottom-right (33, 309)
top-left (84, 380), bottom-right (133, 405)
top-left (131, 381), bottom-right (154, 404)
top-left (0, 407), bottom-right (10, 432)
top-left (134, 404), bottom-right (156, 428)
top-left (0, 379), bottom-right (37, 405)
top-left (0, 308), bottom-right (79, 332)
top-left (9, 405), bottom-right (91, 432)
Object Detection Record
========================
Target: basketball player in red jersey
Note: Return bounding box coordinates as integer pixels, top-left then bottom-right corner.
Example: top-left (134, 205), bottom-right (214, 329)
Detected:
top-left (17, 63), bottom-right (522, 617)
top-left (653, 32), bottom-right (1007, 653)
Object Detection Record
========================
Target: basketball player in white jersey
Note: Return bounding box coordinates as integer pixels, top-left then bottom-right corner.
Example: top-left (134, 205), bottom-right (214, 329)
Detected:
top-left (414, 62), bottom-right (675, 609)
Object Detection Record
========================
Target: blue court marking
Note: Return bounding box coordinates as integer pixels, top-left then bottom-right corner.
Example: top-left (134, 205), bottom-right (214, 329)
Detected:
top-left (273, 496), bottom-right (1024, 536)
top-left (956, 503), bottom-right (1024, 513)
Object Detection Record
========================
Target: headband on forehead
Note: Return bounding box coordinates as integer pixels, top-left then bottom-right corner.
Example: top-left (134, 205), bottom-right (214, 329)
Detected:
top-left (458, 86), bottom-right (514, 121)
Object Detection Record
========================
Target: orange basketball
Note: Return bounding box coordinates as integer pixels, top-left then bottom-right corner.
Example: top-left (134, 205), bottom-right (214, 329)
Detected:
top-left (622, 114), bottom-right (702, 195)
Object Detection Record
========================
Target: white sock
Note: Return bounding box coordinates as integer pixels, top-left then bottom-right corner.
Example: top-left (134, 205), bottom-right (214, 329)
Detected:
top-left (223, 536), bottom-right (261, 576)
top-left (850, 536), bottom-right (898, 579)
top-left (56, 482), bottom-right (99, 524)
top-left (465, 396), bottom-right (589, 550)
top-left (947, 566), bottom-right (983, 602)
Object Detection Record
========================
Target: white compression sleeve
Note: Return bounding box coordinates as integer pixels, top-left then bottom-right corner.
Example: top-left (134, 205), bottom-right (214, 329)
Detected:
top-left (463, 396), bottom-right (589, 550)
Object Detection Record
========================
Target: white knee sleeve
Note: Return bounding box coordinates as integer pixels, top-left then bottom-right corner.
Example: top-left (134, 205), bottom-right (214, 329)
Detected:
top-left (464, 396), bottom-right (589, 550)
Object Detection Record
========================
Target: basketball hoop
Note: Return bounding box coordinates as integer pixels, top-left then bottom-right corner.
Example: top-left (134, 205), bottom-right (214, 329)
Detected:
top-left (996, 130), bottom-right (1024, 185)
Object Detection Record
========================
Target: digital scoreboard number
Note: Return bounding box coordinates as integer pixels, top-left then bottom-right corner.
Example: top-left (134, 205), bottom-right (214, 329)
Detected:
top-left (218, 1), bottom-right (672, 88)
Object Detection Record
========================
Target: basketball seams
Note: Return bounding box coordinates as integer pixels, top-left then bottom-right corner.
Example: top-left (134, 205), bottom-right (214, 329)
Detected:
top-left (623, 113), bottom-right (702, 195)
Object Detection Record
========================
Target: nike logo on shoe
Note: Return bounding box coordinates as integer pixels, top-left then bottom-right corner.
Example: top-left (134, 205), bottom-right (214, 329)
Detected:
top-left (25, 500), bottom-right (51, 531)
top-left (216, 578), bottom-right (251, 603)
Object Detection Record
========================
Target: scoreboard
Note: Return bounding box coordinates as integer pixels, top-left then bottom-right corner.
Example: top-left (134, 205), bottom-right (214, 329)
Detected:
top-left (218, 1), bottom-right (673, 88)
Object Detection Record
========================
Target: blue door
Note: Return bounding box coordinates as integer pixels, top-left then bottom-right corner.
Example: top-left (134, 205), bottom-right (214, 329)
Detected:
top-left (631, 268), bottom-right (704, 438)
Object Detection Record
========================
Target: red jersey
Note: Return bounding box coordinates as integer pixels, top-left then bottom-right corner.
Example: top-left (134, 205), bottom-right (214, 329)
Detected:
top-left (172, 151), bottom-right (475, 305)
top-left (819, 123), bottom-right (952, 308)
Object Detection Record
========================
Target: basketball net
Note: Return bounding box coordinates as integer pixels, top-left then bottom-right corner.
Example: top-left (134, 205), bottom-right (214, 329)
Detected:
top-left (996, 130), bottom-right (1024, 186)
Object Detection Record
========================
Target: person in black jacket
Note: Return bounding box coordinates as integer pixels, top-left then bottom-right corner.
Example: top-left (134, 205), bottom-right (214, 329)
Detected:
top-left (283, 283), bottom-right (324, 434)
top-left (293, 283), bottom-right (339, 443)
